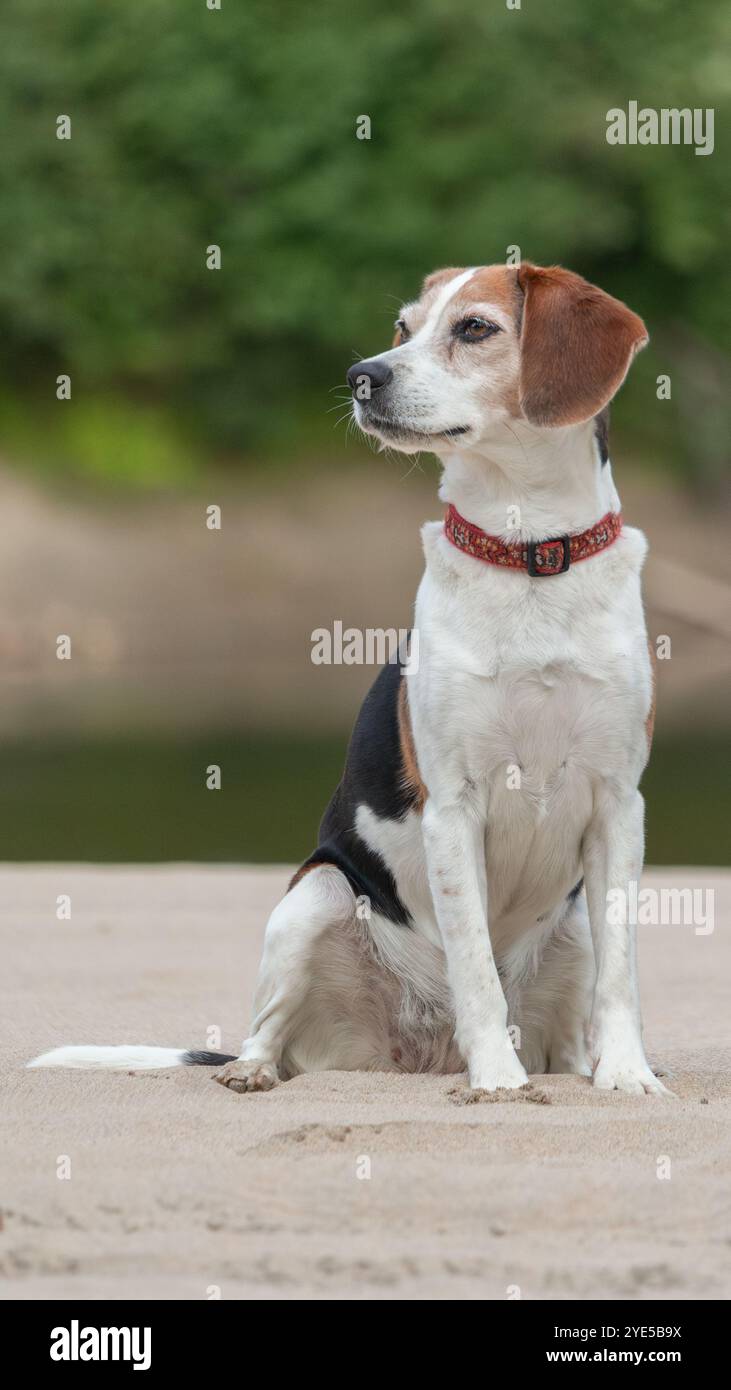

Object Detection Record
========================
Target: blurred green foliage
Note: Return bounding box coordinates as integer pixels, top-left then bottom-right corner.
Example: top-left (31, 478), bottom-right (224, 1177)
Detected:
top-left (0, 0), bottom-right (728, 486)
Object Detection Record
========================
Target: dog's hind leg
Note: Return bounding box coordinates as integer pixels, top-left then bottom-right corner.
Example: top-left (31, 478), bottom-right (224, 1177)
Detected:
top-left (215, 863), bottom-right (356, 1093)
top-left (544, 896), bottom-right (595, 1076)
top-left (504, 896), bottom-right (595, 1078)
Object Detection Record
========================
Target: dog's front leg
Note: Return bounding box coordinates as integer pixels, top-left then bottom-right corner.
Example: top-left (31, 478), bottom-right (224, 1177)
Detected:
top-left (422, 800), bottom-right (528, 1091)
top-left (583, 789), bottom-right (670, 1095)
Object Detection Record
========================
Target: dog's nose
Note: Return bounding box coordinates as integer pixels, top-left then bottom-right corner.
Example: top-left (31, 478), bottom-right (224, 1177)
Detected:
top-left (347, 358), bottom-right (393, 393)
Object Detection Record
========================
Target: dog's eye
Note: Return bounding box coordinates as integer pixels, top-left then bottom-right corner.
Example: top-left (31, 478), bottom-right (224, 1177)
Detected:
top-left (456, 317), bottom-right (501, 341)
top-left (393, 318), bottom-right (410, 346)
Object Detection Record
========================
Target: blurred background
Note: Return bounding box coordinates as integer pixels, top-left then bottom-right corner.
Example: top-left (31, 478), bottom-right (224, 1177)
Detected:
top-left (0, 0), bottom-right (728, 864)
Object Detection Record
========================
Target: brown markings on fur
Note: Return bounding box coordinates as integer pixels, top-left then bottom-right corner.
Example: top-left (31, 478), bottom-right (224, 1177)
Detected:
top-left (440, 264), bottom-right (523, 416)
top-left (396, 267), bottom-right (466, 341)
top-left (397, 676), bottom-right (428, 811)
top-left (399, 261), bottom-right (644, 427)
top-left (288, 861), bottom-right (327, 893)
top-left (401, 265), bottom-right (518, 354)
top-left (393, 269), bottom-right (466, 344)
top-left (646, 638), bottom-right (657, 752)
top-left (421, 266), bottom-right (466, 296)
top-left (516, 263), bottom-right (648, 427)
top-left (448, 264), bottom-right (522, 323)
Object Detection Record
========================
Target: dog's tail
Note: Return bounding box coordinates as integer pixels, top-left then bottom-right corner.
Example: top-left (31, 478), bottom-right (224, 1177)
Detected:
top-left (27, 1045), bottom-right (238, 1071)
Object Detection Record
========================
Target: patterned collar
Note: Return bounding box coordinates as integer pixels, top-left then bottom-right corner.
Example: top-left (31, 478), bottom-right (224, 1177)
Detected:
top-left (444, 504), bottom-right (623, 577)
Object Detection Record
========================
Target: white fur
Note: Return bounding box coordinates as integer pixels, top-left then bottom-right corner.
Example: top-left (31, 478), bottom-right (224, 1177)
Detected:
top-left (28, 1045), bottom-right (186, 1070)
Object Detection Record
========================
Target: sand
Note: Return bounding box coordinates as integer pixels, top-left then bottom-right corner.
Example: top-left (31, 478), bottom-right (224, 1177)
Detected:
top-left (1, 864), bottom-right (729, 1301)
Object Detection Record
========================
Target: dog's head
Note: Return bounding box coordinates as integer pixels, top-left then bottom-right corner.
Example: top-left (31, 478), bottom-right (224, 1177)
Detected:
top-left (347, 263), bottom-right (648, 453)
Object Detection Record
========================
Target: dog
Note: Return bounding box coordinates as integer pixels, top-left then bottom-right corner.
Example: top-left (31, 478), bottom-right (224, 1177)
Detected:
top-left (29, 261), bottom-right (669, 1097)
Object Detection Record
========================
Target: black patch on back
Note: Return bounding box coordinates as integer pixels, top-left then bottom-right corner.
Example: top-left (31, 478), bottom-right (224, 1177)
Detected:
top-left (296, 659), bottom-right (417, 926)
top-left (594, 407), bottom-right (610, 466)
top-left (183, 1050), bottom-right (238, 1066)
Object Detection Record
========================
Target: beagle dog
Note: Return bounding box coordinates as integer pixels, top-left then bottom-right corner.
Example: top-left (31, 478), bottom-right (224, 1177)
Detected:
top-left (30, 262), bottom-right (669, 1098)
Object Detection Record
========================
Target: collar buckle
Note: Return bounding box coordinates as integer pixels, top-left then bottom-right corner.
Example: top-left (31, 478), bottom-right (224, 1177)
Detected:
top-left (526, 535), bottom-right (571, 577)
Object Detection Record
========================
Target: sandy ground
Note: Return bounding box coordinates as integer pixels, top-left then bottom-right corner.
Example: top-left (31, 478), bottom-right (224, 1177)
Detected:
top-left (1, 864), bottom-right (729, 1302)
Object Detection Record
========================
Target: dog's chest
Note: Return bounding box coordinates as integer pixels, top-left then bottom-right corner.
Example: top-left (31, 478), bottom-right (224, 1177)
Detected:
top-left (418, 618), bottom-right (640, 791)
top-left (411, 658), bottom-right (619, 929)
top-left (408, 535), bottom-right (650, 920)
top-left (414, 528), bottom-right (649, 799)
top-left (469, 658), bottom-right (617, 788)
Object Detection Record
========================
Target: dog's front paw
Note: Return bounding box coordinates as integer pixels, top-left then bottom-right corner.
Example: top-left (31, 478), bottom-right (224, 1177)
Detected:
top-left (469, 1038), bottom-right (529, 1093)
top-left (593, 1054), bottom-right (673, 1097)
top-left (214, 1058), bottom-right (279, 1093)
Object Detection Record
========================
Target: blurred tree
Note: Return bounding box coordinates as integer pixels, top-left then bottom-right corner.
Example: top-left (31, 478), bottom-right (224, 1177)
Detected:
top-left (0, 0), bottom-right (728, 487)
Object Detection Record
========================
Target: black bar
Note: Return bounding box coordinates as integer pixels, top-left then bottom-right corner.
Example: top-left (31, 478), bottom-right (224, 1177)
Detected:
top-left (0, 1299), bottom-right (721, 1373)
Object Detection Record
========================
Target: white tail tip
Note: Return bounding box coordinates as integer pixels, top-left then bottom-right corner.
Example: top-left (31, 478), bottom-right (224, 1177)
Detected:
top-left (27, 1045), bottom-right (187, 1071)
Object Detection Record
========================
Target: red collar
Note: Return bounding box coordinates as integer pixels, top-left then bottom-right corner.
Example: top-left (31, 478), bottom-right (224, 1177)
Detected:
top-left (444, 504), bottom-right (623, 576)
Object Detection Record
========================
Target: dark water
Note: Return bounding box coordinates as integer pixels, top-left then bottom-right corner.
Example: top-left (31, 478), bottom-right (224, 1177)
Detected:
top-left (0, 732), bottom-right (727, 866)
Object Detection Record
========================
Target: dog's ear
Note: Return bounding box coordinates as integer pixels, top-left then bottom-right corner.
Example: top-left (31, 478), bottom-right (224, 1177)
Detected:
top-left (516, 263), bottom-right (648, 427)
